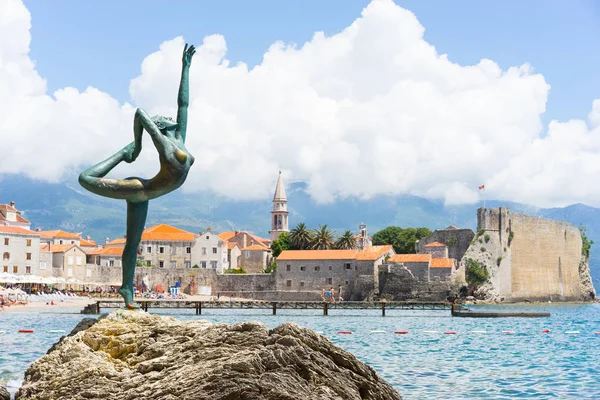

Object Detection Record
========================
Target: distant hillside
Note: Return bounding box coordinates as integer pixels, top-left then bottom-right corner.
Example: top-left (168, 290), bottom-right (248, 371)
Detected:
top-left (1, 173), bottom-right (597, 289)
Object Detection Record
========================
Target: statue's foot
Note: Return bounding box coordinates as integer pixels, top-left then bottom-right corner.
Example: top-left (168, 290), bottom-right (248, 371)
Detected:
top-left (118, 287), bottom-right (141, 310)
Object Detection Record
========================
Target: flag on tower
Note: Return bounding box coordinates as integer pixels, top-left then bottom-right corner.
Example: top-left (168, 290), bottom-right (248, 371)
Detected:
top-left (478, 184), bottom-right (485, 190)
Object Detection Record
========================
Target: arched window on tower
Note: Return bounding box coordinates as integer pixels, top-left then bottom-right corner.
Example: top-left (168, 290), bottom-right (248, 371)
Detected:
top-left (2, 252), bottom-right (9, 260)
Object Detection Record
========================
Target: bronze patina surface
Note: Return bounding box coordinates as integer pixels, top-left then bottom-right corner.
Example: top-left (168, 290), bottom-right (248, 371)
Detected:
top-left (79, 44), bottom-right (196, 309)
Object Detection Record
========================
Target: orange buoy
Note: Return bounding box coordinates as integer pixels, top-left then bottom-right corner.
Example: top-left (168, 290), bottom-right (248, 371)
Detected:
top-left (18, 329), bottom-right (34, 333)
top-left (541, 329), bottom-right (551, 333)
top-left (337, 331), bottom-right (352, 335)
top-left (594, 332), bottom-right (600, 335)
top-left (394, 330), bottom-right (409, 334)
top-left (444, 331), bottom-right (457, 335)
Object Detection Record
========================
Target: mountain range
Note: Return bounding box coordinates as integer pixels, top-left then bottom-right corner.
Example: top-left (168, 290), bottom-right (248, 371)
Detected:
top-left (1, 173), bottom-right (598, 290)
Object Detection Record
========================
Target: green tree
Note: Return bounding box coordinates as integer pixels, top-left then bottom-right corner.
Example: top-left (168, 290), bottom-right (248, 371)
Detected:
top-left (310, 224), bottom-right (335, 250)
top-left (580, 224), bottom-right (594, 260)
top-left (290, 223), bottom-right (313, 250)
top-left (465, 258), bottom-right (489, 286)
top-left (271, 232), bottom-right (292, 257)
top-left (372, 226), bottom-right (432, 254)
top-left (335, 230), bottom-right (357, 249)
top-left (264, 258), bottom-right (277, 273)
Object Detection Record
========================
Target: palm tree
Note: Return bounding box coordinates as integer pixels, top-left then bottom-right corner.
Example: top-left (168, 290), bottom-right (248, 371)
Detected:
top-left (290, 223), bottom-right (313, 250)
top-left (335, 230), bottom-right (356, 250)
top-left (310, 225), bottom-right (335, 250)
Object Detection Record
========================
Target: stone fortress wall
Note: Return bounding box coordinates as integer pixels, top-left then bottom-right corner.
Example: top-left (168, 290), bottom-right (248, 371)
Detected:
top-left (464, 207), bottom-right (596, 302)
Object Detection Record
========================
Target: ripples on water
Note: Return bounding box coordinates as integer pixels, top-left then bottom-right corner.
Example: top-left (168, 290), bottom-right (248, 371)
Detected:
top-left (1, 304), bottom-right (599, 399)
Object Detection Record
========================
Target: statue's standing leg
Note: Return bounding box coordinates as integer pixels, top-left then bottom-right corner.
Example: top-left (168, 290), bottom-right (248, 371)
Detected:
top-left (118, 200), bottom-right (149, 310)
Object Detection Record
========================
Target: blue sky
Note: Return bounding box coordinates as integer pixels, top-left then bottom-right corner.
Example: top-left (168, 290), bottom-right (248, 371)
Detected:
top-left (24, 0), bottom-right (600, 126)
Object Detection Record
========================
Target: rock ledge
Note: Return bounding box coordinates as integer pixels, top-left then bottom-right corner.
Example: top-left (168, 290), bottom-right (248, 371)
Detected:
top-left (17, 310), bottom-right (402, 400)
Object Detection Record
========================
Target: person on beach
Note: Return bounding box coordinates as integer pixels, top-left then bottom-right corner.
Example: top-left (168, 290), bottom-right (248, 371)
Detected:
top-left (78, 44), bottom-right (196, 309)
top-left (330, 287), bottom-right (336, 303)
top-left (0, 295), bottom-right (4, 311)
top-left (338, 285), bottom-right (344, 302)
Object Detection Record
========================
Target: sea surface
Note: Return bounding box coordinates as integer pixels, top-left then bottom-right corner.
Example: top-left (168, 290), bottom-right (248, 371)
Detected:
top-left (1, 303), bottom-right (599, 399)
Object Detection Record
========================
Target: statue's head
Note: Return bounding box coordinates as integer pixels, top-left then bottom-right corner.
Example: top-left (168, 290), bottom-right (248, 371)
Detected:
top-left (152, 115), bottom-right (177, 132)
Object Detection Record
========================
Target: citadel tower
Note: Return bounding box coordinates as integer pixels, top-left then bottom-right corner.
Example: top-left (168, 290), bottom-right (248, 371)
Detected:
top-left (269, 171), bottom-right (289, 241)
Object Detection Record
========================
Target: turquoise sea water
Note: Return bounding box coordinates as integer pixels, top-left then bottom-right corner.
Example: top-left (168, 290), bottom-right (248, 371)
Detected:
top-left (1, 304), bottom-right (599, 399)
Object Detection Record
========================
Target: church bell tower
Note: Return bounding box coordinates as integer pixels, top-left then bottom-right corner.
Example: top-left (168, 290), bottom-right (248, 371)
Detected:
top-left (270, 171), bottom-right (289, 241)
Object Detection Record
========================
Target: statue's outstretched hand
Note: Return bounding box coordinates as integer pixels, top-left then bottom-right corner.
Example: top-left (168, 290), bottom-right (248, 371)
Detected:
top-left (182, 43), bottom-right (196, 67)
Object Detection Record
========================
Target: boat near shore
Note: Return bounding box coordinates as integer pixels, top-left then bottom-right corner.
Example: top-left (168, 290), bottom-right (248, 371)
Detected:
top-left (451, 304), bottom-right (551, 318)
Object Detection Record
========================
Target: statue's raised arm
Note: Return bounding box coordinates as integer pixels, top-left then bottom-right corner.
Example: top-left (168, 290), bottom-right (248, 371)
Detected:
top-left (176, 43), bottom-right (195, 143)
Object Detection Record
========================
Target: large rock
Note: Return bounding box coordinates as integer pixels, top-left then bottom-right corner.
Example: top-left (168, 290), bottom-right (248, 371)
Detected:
top-left (17, 310), bottom-right (402, 400)
top-left (0, 386), bottom-right (9, 400)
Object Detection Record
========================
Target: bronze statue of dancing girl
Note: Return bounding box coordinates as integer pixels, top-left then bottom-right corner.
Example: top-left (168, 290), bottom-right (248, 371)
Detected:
top-left (79, 44), bottom-right (196, 309)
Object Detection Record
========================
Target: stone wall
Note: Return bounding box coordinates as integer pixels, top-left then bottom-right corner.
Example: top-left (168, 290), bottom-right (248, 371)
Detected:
top-left (378, 264), bottom-right (454, 301)
top-left (417, 228), bottom-right (474, 261)
top-left (463, 207), bottom-right (596, 302)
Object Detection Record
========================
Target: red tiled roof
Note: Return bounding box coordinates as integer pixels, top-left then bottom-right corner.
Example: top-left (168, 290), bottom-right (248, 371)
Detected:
top-left (227, 242), bottom-right (239, 250)
top-left (80, 239), bottom-right (97, 247)
top-left (106, 238), bottom-right (127, 246)
top-left (277, 250), bottom-right (357, 261)
top-left (430, 258), bottom-right (455, 269)
top-left (218, 231), bottom-right (236, 241)
top-left (0, 226), bottom-right (38, 236)
top-left (88, 247), bottom-right (123, 256)
top-left (424, 241), bottom-right (447, 248)
top-left (142, 224), bottom-right (195, 241)
top-left (355, 245), bottom-right (394, 261)
top-left (39, 244), bottom-right (80, 253)
top-left (38, 230), bottom-right (81, 239)
top-left (242, 244), bottom-right (271, 251)
top-left (388, 254), bottom-right (432, 263)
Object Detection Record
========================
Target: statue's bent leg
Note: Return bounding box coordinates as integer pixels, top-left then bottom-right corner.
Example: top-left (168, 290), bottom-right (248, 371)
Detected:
top-left (78, 144), bottom-right (144, 201)
top-left (118, 200), bottom-right (149, 310)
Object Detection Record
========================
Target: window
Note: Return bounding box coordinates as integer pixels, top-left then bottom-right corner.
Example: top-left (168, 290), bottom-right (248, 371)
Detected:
top-left (206, 235), bottom-right (209, 240)
top-left (26, 239), bottom-right (31, 246)
top-left (26, 253), bottom-right (32, 260)
top-left (159, 247), bottom-right (164, 254)
top-left (170, 261), bottom-right (177, 268)
top-left (2, 266), bottom-right (7, 273)
top-left (286, 280), bottom-right (292, 287)
top-left (211, 261), bottom-right (218, 269)
top-left (86, 270), bottom-right (92, 278)
top-left (145, 260), bottom-right (151, 266)
top-left (68, 256), bottom-right (74, 265)
top-left (171, 247), bottom-right (177, 255)
top-left (59, 240), bottom-right (63, 244)
top-left (67, 268), bottom-right (73, 277)
top-left (76, 256), bottom-right (82, 265)
top-left (345, 280), bottom-right (349, 285)
top-left (39, 261), bottom-right (47, 270)
top-left (314, 266), bottom-right (320, 272)
top-left (286, 265), bottom-right (291, 272)
top-left (202, 247), bottom-right (207, 255)
top-left (300, 266), bottom-right (305, 271)
top-left (186, 247), bottom-right (191, 254)
top-left (326, 278), bottom-right (332, 285)
top-left (3, 238), bottom-right (8, 245)
top-left (300, 281), bottom-right (305, 287)
top-left (212, 247), bottom-right (217, 254)
top-left (245, 251), bottom-right (250, 258)
top-left (159, 261), bottom-right (164, 268)
top-left (344, 263), bottom-right (351, 270)
top-left (109, 260), bottom-right (114, 267)
top-left (71, 241), bottom-right (75, 244)
top-left (201, 261), bottom-right (207, 269)
top-left (147, 246), bottom-right (152, 253)
top-left (184, 261), bottom-right (191, 268)
top-left (11, 266), bottom-right (17, 274)
top-left (328, 265), bottom-right (332, 271)
top-left (25, 266), bottom-right (31, 274)
top-left (2, 252), bottom-right (9, 260)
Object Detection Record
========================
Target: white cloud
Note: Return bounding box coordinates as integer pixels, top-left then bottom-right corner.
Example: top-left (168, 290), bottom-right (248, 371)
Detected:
top-left (1, 0), bottom-right (599, 208)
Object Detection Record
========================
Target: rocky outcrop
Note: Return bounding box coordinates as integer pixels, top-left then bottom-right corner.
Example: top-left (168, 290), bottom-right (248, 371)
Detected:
top-left (579, 257), bottom-right (597, 301)
top-left (0, 386), bottom-right (9, 400)
top-left (17, 310), bottom-right (402, 400)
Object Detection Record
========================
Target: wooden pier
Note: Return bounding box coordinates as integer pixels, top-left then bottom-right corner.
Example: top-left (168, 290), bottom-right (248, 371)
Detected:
top-left (90, 300), bottom-right (452, 316)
